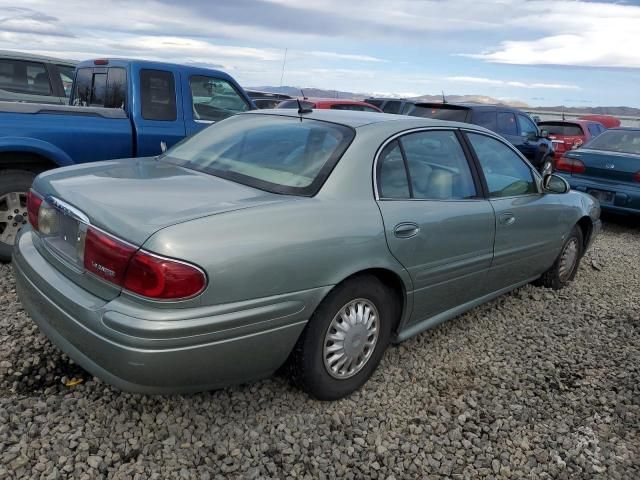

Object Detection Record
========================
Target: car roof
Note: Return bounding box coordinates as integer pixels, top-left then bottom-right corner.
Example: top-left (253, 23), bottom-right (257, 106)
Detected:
top-left (297, 98), bottom-right (376, 106)
top-left (243, 108), bottom-right (494, 132)
top-left (0, 50), bottom-right (77, 66)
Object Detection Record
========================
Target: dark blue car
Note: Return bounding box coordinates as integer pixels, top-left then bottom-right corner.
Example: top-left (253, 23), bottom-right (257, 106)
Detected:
top-left (556, 128), bottom-right (640, 215)
top-left (408, 103), bottom-right (553, 171)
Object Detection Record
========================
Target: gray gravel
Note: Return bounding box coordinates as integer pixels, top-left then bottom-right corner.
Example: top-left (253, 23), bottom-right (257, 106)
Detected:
top-left (1, 217), bottom-right (639, 479)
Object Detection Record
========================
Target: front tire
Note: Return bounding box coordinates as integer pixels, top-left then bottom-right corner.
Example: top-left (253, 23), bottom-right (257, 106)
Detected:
top-left (289, 275), bottom-right (398, 400)
top-left (536, 226), bottom-right (584, 290)
top-left (0, 170), bottom-right (36, 262)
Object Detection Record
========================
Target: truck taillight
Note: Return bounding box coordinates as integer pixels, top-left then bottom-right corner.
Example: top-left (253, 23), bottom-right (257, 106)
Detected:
top-left (555, 156), bottom-right (586, 174)
top-left (634, 171), bottom-right (640, 183)
top-left (27, 190), bottom-right (43, 230)
top-left (83, 227), bottom-right (206, 300)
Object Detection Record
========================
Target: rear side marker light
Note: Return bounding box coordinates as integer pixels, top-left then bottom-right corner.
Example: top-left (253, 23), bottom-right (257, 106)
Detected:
top-left (634, 171), bottom-right (640, 183)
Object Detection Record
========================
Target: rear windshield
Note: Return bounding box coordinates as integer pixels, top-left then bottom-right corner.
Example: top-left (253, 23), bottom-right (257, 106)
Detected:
top-left (365, 99), bottom-right (384, 108)
top-left (163, 114), bottom-right (355, 196)
top-left (409, 105), bottom-right (469, 122)
top-left (540, 122), bottom-right (584, 136)
top-left (584, 130), bottom-right (640, 155)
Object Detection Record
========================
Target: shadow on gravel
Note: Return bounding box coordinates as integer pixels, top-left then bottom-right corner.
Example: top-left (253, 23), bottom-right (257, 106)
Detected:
top-left (10, 354), bottom-right (91, 394)
top-left (601, 211), bottom-right (640, 232)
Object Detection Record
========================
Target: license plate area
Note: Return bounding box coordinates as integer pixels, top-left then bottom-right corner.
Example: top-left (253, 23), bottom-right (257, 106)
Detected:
top-left (587, 189), bottom-right (615, 204)
top-left (40, 199), bottom-right (88, 269)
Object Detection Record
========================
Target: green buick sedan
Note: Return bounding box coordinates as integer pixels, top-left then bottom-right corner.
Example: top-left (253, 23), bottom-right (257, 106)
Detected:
top-left (13, 109), bottom-right (601, 400)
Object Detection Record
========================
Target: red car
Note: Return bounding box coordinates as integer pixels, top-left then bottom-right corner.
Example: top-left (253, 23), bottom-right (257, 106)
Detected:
top-left (277, 97), bottom-right (383, 113)
top-left (538, 119), bottom-right (606, 158)
top-left (578, 114), bottom-right (621, 129)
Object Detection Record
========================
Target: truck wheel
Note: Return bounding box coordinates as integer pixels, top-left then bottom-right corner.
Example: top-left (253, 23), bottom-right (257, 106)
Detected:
top-left (0, 170), bottom-right (36, 262)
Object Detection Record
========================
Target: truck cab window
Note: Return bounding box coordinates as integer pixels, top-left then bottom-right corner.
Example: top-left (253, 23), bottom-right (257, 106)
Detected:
top-left (190, 76), bottom-right (250, 122)
top-left (141, 69), bottom-right (177, 121)
top-left (72, 67), bottom-right (126, 108)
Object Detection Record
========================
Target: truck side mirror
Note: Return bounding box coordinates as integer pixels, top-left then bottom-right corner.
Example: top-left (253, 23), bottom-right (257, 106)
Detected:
top-left (540, 129), bottom-right (549, 138)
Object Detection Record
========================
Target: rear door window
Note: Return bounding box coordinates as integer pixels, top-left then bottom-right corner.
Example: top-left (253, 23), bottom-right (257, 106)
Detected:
top-left (57, 65), bottom-right (75, 96)
top-left (190, 76), bottom-right (250, 122)
top-left (497, 112), bottom-right (518, 135)
top-left (588, 123), bottom-right (602, 137)
top-left (140, 69), bottom-right (176, 121)
top-left (0, 59), bottom-right (51, 95)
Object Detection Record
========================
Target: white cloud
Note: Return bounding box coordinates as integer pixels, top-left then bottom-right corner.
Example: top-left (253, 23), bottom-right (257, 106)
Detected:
top-left (465, 1), bottom-right (640, 68)
top-left (446, 76), bottom-right (580, 90)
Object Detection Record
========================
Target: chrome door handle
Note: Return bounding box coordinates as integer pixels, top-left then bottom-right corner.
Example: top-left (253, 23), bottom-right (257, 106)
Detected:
top-left (394, 222), bottom-right (420, 238)
top-left (499, 213), bottom-right (516, 226)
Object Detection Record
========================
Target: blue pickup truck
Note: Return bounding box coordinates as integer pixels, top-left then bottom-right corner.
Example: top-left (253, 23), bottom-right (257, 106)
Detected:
top-left (0, 58), bottom-right (254, 260)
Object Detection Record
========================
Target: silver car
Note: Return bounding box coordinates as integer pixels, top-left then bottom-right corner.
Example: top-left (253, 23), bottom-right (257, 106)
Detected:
top-left (13, 110), bottom-right (601, 400)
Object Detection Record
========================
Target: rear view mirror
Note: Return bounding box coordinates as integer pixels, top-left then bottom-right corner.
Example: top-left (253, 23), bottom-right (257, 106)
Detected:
top-left (543, 173), bottom-right (569, 194)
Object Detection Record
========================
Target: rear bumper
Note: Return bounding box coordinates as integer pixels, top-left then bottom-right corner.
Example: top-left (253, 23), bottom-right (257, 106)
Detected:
top-left (13, 230), bottom-right (327, 394)
top-left (558, 174), bottom-right (640, 215)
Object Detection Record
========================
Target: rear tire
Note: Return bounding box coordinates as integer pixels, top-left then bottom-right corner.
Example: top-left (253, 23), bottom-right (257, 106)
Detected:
top-left (0, 170), bottom-right (36, 262)
top-left (535, 226), bottom-right (584, 290)
top-left (288, 275), bottom-right (398, 400)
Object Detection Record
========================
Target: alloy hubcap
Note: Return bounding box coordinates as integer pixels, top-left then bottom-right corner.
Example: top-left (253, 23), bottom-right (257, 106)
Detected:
top-left (323, 298), bottom-right (379, 379)
top-left (558, 237), bottom-right (579, 281)
top-left (0, 192), bottom-right (28, 246)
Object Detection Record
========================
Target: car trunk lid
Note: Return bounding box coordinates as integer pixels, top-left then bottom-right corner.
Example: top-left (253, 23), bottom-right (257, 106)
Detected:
top-left (569, 149), bottom-right (640, 185)
top-left (30, 157), bottom-right (287, 299)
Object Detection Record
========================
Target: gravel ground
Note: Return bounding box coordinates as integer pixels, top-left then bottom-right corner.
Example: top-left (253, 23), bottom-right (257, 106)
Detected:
top-left (0, 217), bottom-right (638, 479)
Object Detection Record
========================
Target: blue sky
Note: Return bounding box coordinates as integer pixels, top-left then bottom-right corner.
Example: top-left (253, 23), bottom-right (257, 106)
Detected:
top-left (1, 0), bottom-right (640, 107)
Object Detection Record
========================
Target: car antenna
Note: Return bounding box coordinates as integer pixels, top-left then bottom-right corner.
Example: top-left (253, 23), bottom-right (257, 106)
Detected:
top-left (300, 88), bottom-right (307, 100)
top-left (442, 90), bottom-right (447, 104)
top-left (296, 98), bottom-right (312, 115)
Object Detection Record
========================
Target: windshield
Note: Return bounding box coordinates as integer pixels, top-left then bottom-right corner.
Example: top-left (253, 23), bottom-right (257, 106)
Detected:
top-left (163, 114), bottom-right (355, 196)
top-left (540, 122), bottom-right (584, 136)
top-left (584, 129), bottom-right (640, 155)
top-left (409, 105), bottom-right (469, 122)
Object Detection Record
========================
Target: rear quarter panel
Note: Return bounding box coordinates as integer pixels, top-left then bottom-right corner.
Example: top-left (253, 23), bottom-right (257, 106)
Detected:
top-left (142, 197), bottom-right (408, 307)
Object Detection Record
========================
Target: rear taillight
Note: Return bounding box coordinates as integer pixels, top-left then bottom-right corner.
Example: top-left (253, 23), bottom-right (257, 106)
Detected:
top-left (83, 226), bottom-right (206, 300)
top-left (27, 190), bottom-right (42, 230)
top-left (123, 251), bottom-right (206, 300)
top-left (634, 171), bottom-right (640, 183)
top-left (555, 156), bottom-right (586, 174)
top-left (84, 228), bottom-right (136, 284)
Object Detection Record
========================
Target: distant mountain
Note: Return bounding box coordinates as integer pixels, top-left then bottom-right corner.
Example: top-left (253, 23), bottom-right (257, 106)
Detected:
top-left (247, 86), bottom-right (640, 117)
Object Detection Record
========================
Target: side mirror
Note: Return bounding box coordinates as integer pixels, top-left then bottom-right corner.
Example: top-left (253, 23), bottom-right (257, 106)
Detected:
top-left (540, 129), bottom-right (549, 138)
top-left (526, 131), bottom-right (537, 141)
top-left (543, 173), bottom-right (570, 194)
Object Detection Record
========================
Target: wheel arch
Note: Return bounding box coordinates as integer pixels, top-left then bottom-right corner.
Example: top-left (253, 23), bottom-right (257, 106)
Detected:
top-left (0, 138), bottom-right (73, 173)
top-left (327, 267), bottom-right (409, 335)
top-left (576, 216), bottom-right (593, 252)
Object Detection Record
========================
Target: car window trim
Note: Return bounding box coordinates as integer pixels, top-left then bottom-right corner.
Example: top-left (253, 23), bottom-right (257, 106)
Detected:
top-left (459, 128), bottom-right (543, 199)
top-left (373, 126), bottom-right (486, 202)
